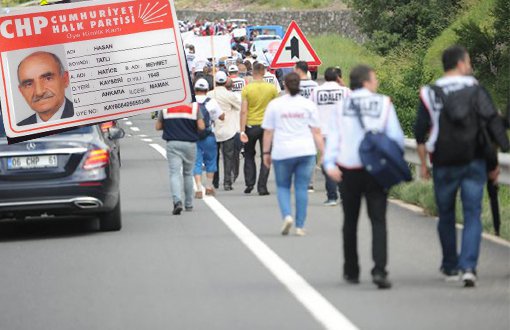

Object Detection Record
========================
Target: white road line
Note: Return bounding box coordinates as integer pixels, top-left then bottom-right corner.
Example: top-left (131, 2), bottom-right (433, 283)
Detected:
top-left (148, 143), bottom-right (358, 330)
top-left (142, 138), bottom-right (153, 142)
top-left (125, 121), bottom-right (133, 126)
top-left (138, 134), bottom-right (148, 138)
top-left (130, 127), bottom-right (140, 132)
top-left (150, 144), bottom-right (166, 158)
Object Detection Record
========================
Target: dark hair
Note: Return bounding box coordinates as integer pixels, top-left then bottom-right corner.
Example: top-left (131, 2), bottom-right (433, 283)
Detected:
top-left (284, 72), bottom-right (301, 96)
top-left (324, 67), bottom-right (339, 82)
top-left (253, 62), bottom-right (266, 75)
top-left (295, 61), bottom-right (308, 74)
top-left (334, 66), bottom-right (342, 78)
top-left (442, 45), bottom-right (468, 72)
top-left (244, 60), bottom-right (252, 72)
top-left (349, 65), bottom-right (374, 90)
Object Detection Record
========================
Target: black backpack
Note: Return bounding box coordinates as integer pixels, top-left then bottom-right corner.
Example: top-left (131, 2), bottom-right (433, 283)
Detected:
top-left (430, 85), bottom-right (480, 166)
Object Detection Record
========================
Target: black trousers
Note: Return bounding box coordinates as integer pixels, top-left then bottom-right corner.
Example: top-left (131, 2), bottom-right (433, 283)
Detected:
top-left (213, 136), bottom-right (239, 187)
top-left (244, 125), bottom-right (270, 192)
top-left (340, 168), bottom-right (388, 278)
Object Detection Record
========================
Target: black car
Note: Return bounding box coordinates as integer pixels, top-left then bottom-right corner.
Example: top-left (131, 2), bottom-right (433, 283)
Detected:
top-left (0, 124), bottom-right (125, 231)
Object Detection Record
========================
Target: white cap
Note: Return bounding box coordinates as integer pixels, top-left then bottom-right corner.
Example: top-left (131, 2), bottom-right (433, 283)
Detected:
top-left (228, 65), bottom-right (239, 73)
top-left (194, 78), bottom-right (209, 91)
top-left (215, 71), bottom-right (228, 84)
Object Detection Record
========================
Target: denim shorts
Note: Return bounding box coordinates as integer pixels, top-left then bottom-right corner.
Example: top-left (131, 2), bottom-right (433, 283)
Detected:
top-left (194, 134), bottom-right (218, 175)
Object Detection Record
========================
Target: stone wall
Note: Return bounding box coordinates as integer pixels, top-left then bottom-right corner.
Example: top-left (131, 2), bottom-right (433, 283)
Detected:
top-left (176, 10), bottom-right (365, 43)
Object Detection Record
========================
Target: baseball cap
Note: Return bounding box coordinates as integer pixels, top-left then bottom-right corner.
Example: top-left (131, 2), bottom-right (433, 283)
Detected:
top-left (215, 71), bottom-right (228, 84)
top-left (194, 78), bottom-right (209, 91)
top-left (228, 65), bottom-right (239, 73)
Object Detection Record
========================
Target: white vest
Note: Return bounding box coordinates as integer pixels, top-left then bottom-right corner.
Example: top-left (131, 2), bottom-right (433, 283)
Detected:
top-left (335, 90), bottom-right (392, 168)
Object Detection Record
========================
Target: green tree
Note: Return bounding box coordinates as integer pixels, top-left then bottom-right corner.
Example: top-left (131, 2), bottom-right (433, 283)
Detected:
top-left (347, 0), bottom-right (461, 54)
top-left (455, 0), bottom-right (509, 106)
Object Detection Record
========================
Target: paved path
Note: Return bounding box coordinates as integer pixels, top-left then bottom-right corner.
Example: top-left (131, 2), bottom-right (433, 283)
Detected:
top-left (0, 114), bottom-right (508, 330)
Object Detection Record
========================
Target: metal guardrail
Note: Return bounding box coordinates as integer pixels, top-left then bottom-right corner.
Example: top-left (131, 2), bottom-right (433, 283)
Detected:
top-left (404, 138), bottom-right (510, 186)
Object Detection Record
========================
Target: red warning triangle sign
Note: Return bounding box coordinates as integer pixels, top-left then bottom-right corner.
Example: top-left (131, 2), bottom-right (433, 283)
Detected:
top-left (270, 21), bottom-right (322, 69)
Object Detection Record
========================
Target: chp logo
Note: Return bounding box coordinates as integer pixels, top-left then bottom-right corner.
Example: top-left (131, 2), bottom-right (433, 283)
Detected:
top-left (138, 2), bottom-right (169, 24)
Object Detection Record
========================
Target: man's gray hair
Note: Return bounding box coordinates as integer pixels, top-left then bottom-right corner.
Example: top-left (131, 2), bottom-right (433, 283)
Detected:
top-left (17, 51), bottom-right (66, 84)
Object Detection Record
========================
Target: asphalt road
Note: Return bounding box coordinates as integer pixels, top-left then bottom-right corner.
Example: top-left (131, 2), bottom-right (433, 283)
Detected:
top-left (0, 114), bottom-right (509, 330)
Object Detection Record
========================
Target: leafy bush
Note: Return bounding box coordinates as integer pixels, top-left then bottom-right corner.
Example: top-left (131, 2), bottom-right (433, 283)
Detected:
top-left (455, 0), bottom-right (509, 107)
top-left (347, 0), bottom-right (461, 54)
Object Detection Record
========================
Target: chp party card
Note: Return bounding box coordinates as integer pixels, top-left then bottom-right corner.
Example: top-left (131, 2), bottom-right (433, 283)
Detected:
top-left (0, 0), bottom-right (191, 140)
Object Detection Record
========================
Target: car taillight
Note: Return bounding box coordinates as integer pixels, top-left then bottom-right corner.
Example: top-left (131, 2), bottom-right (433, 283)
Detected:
top-left (83, 149), bottom-right (109, 170)
top-left (100, 121), bottom-right (114, 132)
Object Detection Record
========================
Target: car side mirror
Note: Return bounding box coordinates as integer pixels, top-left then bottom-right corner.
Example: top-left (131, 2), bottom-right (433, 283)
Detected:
top-left (109, 127), bottom-right (125, 140)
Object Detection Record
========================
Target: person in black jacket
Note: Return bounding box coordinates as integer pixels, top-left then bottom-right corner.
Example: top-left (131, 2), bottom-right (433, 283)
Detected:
top-left (414, 45), bottom-right (510, 287)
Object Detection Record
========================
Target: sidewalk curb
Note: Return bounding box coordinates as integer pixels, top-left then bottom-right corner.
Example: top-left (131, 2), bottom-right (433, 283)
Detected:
top-left (389, 199), bottom-right (510, 248)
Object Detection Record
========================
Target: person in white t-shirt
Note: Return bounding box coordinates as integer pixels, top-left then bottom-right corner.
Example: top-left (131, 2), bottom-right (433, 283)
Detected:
top-left (295, 61), bottom-right (318, 100)
top-left (311, 67), bottom-right (351, 206)
top-left (193, 79), bottom-right (225, 198)
top-left (262, 73), bottom-right (324, 237)
top-left (263, 64), bottom-right (282, 94)
top-left (228, 65), bottom-right (248, 95)
top-left (295, 61), bottom-right (319, 191)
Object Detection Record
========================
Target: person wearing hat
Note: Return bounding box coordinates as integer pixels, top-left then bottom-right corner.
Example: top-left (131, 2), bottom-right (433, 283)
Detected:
top-left (208, 71), bottom-right (242, 190)
top-left (155, 82), bottom-right (206, 215)
top-left (193, 78), bottom-right (225, 198)
top-left (228, 65), bottom-right (248, 94)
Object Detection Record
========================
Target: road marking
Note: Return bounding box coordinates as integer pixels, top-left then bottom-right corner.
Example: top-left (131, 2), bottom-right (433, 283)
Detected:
top-left (150, 143), bottom-right (166, 158)
top-left (138, 134), bottom-right (148, 138)
top-left (125, 121), bottom-right (133, 126)
top-left (142, 138), bottom-right (153, 142)
top-left (148, 142), bottom-right (359, 330)
top-left (130, 127), bottom-right (140, 132)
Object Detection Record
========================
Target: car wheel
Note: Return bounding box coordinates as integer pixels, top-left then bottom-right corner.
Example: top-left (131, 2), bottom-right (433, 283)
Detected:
top-left (99, 199), bottom-right (122, 231)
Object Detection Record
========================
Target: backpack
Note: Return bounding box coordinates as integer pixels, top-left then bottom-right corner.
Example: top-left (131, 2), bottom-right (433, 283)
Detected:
top-left (197, 98), bottom-right (213, 140)
top-left (430, 85), bottom-right (480, 166)
top-left (352, 101), bottom-right (412, 189)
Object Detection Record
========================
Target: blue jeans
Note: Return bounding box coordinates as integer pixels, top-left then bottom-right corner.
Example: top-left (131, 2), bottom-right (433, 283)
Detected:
top-left (166, 141), bottom-right (196, 208)
top-left (194, 134), bottom-right (218, 175)
top-left (433, 159), bottom-right (487, 272)
top-left (273, 155), bottom-right (316, 228)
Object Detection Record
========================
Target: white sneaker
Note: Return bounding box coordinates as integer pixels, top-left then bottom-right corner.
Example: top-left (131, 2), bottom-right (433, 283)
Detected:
top-left (282, 215), bottom-right (294, 235)
top-left (281, 216), bottom-right (293, 236)
top-left (462, 271), bottom-right (477, 287)
top-left (295, 228), bottom-right (306, 237)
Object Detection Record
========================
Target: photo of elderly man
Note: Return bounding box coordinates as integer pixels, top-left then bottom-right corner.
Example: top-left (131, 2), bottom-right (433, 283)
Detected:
top-left (16, 51), bottom-right (74, 126)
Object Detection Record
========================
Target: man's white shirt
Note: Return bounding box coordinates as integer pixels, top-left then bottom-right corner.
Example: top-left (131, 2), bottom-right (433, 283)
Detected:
top-left (299, 79), bottom-right (318, 100)
top-left (310, 81), bottom-right (351, 137)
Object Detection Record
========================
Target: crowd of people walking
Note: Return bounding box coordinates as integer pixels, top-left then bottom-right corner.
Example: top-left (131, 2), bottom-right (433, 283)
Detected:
top-left (157, 45), bottom-right (509, 289)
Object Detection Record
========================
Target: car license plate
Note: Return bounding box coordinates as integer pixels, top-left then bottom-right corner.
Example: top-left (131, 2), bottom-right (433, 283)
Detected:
top-left (7, 155), bottom-right (58, 170)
